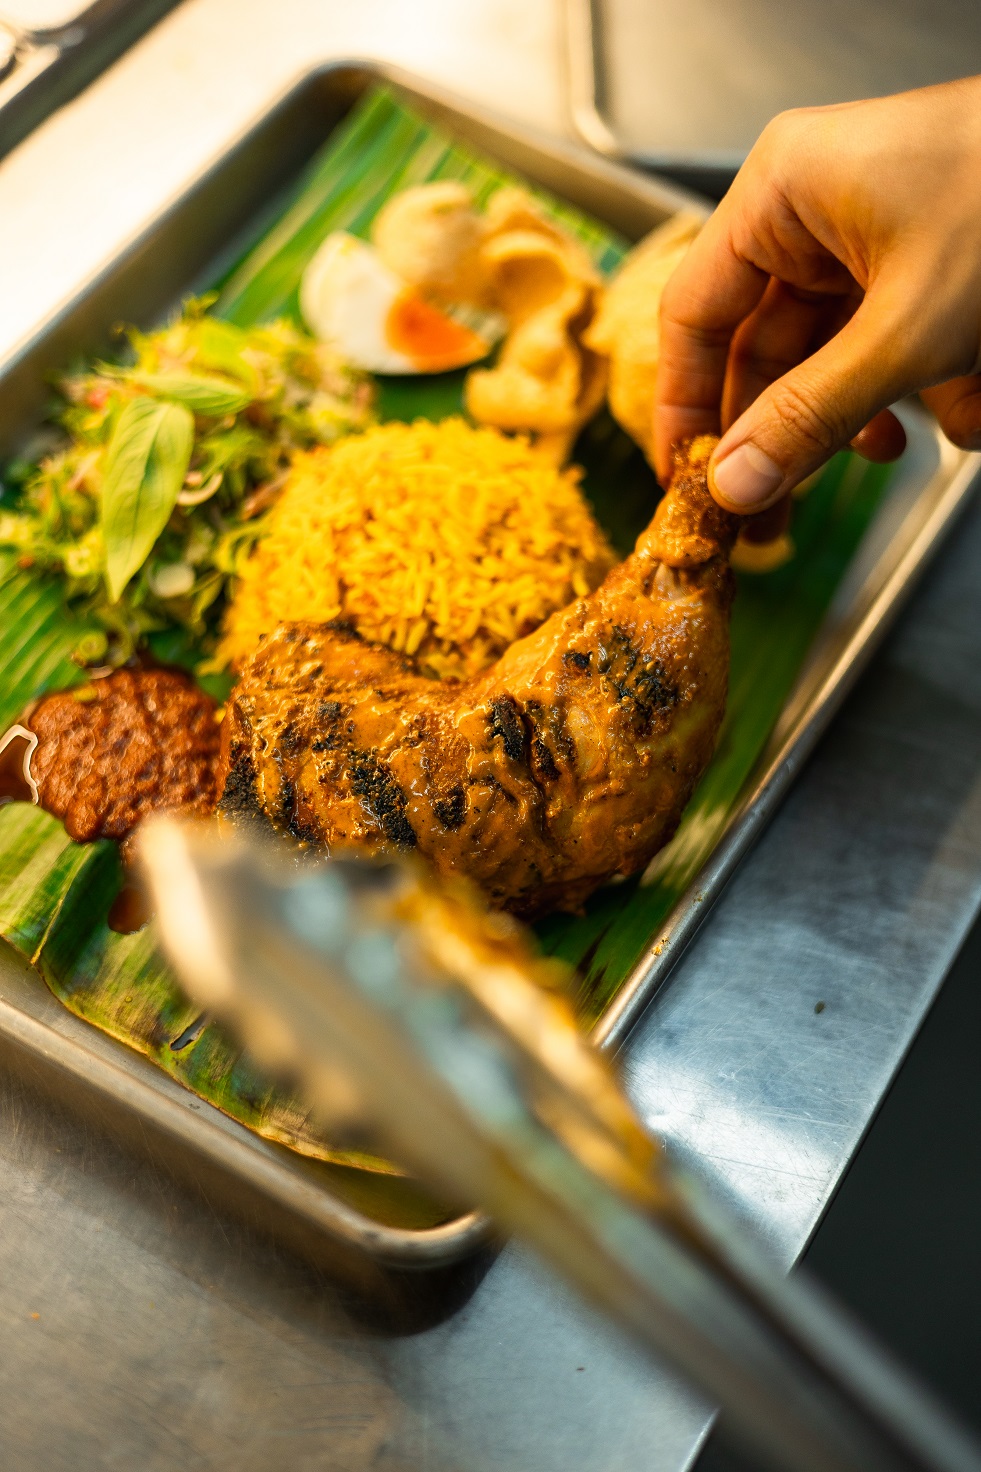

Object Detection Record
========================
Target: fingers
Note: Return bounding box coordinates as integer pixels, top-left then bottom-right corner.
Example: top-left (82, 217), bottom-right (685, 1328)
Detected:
top-left (653, 221), bottom-right (770, 482)
top-left (722, 278), bottom-right (830, 429)
top-left (849, 409), bottom-right (906, 463)
top-left (738, 493), bottom-right (792, 544)
top-left (920, 375), bottom-right (981, 450)
top-left (708, 296), bottom-right (912, 513)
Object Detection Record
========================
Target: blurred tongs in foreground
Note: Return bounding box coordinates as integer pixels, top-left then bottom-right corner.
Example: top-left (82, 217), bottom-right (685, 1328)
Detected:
top-left (142, 817), bottom-right (981, 1472)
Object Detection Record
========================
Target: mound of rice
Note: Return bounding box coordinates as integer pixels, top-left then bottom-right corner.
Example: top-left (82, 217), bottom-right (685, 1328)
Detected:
top-left (219, 417), bottom-right (615, 680)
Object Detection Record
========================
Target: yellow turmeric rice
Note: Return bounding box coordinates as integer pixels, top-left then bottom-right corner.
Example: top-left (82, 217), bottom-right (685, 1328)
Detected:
top-left (219, 417), bottom-right (615, 680)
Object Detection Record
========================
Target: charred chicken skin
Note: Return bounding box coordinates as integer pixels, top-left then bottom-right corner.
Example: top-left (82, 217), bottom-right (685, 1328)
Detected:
top-left (218, 436), bottom-right (738, 917)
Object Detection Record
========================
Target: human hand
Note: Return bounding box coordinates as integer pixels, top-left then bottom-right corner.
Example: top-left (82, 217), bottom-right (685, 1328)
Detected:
top-left (654, 76), bottom-right (981, 513)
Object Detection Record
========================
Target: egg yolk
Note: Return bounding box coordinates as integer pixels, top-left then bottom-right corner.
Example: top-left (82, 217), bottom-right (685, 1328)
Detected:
top-left (385, 291), bottom-right (487, 372)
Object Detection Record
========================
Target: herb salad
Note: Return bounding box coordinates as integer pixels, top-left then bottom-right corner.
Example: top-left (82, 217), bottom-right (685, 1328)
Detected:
top-left (0, 297), bottom-right (375, 670)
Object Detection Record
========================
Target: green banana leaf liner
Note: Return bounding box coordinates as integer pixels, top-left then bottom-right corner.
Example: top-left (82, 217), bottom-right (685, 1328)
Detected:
top-left (0, 88), bottom-right (894, 1197)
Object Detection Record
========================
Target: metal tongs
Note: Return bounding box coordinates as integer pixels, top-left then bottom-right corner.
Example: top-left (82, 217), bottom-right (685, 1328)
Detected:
top-left (141, 818), bottom-right (981, 1472)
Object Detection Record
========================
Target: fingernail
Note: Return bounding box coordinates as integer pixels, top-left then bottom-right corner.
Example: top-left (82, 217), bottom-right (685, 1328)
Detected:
top-left (710, 443), bottom-right (785, 510)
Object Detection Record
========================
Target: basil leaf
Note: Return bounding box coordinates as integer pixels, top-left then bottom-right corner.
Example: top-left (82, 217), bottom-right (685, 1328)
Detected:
top-left (102, 397), bottom-right (194, 603)
top-left (193, 318), bottom-right (260, 393)
top-left (128, 371), bottom-right (251, 417)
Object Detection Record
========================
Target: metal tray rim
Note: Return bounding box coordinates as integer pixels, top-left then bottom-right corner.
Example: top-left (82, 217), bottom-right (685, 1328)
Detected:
top-left (0, 970), bottom-right (491, 1266)
top-left (0, 57), bottom-right (711, 1274)
top-left (0, 0), bottom-right (184, 164)
top-left (562, 0), bottom-right (749, 170)
top-left (594, 425), bottom-right (981, 1049)
top-left (0, 55), bottom-right (710, 392)
top-left (0, 58), bottom-right (975, 1275)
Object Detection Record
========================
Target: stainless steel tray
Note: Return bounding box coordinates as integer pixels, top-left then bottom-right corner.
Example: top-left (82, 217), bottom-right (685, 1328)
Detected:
top-left (0, 60), bottom-right (710, 1308)
top-left (563, 0), bottom-right (981, 198)
top-left (597, 411), bottom-right (981, 1048)
top-left (0, 60), bottom-right (976, 1304)
top-left (0, 0), bottom-right (183, 161)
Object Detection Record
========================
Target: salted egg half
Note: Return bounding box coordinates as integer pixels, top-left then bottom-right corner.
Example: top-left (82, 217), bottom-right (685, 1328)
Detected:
top-left (300, 232), bottom-right (503, 375)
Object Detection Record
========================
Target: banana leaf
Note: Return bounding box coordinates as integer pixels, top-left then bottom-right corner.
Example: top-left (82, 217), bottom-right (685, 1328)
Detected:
top-left (0, 86), bottom-right (894, 1198)
top-left (0, 551), bottom-right (91, 726)
top-left (540, 446), bottom-right (891, 1019)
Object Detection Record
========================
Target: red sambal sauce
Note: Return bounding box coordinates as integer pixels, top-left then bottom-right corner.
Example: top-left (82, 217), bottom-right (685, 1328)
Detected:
top-left (1, 667), bottom-right (222, 932)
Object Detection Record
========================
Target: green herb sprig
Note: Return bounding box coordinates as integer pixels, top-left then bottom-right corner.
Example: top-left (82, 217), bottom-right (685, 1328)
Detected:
top-left (0, 296), bottom-right (375, 668)
top-left (102, 397), bottom-right (195, 602)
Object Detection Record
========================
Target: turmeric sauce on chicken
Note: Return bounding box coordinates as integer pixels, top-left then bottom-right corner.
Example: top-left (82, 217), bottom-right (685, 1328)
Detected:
top-left (218, 436), bottom-right (737, 917)
top-left (7, 438), bottom-right (736, 925)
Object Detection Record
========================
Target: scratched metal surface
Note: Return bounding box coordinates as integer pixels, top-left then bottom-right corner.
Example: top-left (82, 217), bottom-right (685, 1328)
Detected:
top-left (0, 1), bottom-right (185, 162)
top-left (1, 479), bottom-right (979, 1472)
top-left (590, 0), bottom-right (981, 163)
top-left (2, 2), bottom-right (981, 1468)
top-left (625, 495), bottom-right (981, 1272)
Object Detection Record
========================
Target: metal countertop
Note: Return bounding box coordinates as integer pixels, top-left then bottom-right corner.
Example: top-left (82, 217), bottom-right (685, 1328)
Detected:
top-left (1, 4), bottom-right (981, 1469)
top-left (581, 0), bottom-right (981, 163)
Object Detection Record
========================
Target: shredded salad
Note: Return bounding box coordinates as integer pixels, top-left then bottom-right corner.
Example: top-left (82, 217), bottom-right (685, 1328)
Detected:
top-left (0, 297), bottom-right (376, 668)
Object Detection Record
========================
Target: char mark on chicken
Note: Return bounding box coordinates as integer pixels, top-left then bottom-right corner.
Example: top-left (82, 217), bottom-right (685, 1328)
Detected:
top-left (217, 436), bottom-right (738, 918)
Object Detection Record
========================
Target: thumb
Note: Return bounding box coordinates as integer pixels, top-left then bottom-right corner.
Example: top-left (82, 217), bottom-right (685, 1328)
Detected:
top-left (709, 302), bottom-right (911, 513)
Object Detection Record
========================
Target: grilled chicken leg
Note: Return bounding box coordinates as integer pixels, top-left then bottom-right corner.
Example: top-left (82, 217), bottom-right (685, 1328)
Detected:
top-left (218, 436), bottom-right (738, 917)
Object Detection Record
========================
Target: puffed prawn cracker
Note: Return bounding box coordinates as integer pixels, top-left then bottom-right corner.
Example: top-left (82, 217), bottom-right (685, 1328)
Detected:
top-left (371, 181), bottom-right (488, 306)
top-left (583, 211), bottom-right (703, 461)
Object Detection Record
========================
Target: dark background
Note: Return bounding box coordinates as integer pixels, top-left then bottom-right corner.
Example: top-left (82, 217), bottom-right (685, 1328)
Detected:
top-left (696, 907), bottom-right (981, 1469)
